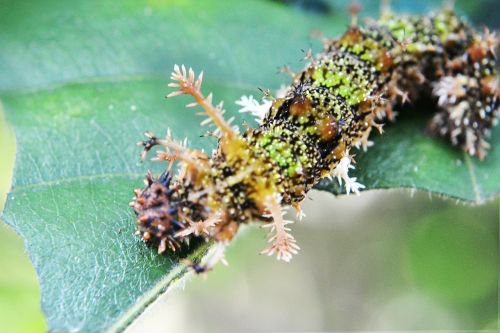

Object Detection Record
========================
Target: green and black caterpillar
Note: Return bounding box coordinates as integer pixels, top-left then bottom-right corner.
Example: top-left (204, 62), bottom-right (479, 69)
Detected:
top-left (130, 2), bottom-right (499, 271)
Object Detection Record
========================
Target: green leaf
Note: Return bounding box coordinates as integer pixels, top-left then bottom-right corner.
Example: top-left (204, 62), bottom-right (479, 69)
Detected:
top-left (0, 0), bottom-right (498, 332)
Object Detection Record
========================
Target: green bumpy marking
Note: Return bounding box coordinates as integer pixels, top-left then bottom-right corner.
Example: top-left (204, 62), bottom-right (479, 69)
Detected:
top-left (311, 61), bottom-right (372, 106)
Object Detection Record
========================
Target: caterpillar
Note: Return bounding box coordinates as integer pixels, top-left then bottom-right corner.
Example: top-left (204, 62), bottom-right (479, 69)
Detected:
top-left (130, 1), bottom-right (499, 271)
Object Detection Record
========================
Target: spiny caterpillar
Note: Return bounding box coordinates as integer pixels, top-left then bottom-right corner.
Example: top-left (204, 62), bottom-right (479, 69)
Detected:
top-left (130, 1), bottom-right (499, 272)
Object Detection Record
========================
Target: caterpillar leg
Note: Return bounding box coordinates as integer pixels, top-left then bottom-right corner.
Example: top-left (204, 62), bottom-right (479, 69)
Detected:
top-left (182, 241), bottom-right (229, 275)
top-left (331, 153), bottom-right (365, 195)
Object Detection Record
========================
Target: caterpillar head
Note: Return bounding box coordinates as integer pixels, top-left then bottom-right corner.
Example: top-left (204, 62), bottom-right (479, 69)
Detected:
top-left (131, 171), bottom-right (210, 253)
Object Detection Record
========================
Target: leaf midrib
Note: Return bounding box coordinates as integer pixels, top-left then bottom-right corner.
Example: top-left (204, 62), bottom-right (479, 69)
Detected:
top-left (104, 244), bottom-right (209, 333)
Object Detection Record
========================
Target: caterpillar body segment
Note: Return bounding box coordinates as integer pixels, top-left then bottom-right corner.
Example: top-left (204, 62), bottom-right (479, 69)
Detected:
top-left (131, 7), bottom-right (499, 271)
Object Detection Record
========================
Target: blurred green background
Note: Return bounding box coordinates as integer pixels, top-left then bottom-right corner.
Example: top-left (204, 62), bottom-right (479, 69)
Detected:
top-left (0, 0), bottom-right (499, 332)
top-left (125, 190), bottom-right (498, 333)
